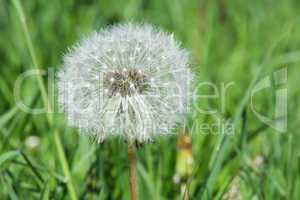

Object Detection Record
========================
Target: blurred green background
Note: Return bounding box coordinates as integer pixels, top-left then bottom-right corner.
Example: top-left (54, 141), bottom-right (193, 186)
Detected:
top-left (1, 0), bottom-right (300, 199)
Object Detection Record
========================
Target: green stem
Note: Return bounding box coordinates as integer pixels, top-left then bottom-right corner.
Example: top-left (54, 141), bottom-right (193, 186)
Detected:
top-left (54, 130), bottom-right (77, 200)
top-left (11, 0), bottom-right (48, 107)
top-left (11, 1), bottom-right (77, 199)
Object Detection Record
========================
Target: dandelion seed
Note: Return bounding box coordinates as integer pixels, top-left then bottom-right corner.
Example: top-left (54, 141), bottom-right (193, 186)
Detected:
top-left (130, 82), bottom-right (135, 88)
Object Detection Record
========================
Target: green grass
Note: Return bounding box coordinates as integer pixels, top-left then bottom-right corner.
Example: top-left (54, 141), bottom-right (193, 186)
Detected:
top-left (1, 0), bottom-right (300, 199)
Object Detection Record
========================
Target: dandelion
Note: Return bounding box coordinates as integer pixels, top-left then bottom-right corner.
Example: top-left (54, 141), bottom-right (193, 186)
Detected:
top-left (58, 23), bottom-right (191, 143)
top-left (25, 135), bottom-right (40, 151)
top-left (57, 23), bottom-right (192, 200)
top-left (175, 133), bottom-right (194, 200)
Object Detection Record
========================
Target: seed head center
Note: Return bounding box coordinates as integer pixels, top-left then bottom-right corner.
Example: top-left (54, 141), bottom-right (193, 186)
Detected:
top-left (104, 69), bottom-right (150, 97)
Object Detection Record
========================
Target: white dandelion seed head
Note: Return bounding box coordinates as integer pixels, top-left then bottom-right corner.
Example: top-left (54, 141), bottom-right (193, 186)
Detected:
top-left (25, 135), bottom-right (40, 150)
top-left (57, 23), bottom-right (193, 142)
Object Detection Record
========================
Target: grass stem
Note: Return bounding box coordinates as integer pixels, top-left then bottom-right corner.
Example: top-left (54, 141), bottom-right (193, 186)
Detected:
top-left (11, 1), bottom-right (77, 199)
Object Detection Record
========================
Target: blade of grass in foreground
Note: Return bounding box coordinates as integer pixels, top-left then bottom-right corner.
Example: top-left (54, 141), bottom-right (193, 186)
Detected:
top-left (10, 0), bottom-right (77, 199)
top-left (195, 25), bottom-right (293, 198)
top-left (0, 150), bottom-right (20, 167)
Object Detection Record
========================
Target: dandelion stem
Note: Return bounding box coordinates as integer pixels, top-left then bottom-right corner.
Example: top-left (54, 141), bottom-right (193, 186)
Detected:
top-left (128, 143), bottom-right (139, 200)
top-left (182, 183), bottom-right (189, 200)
